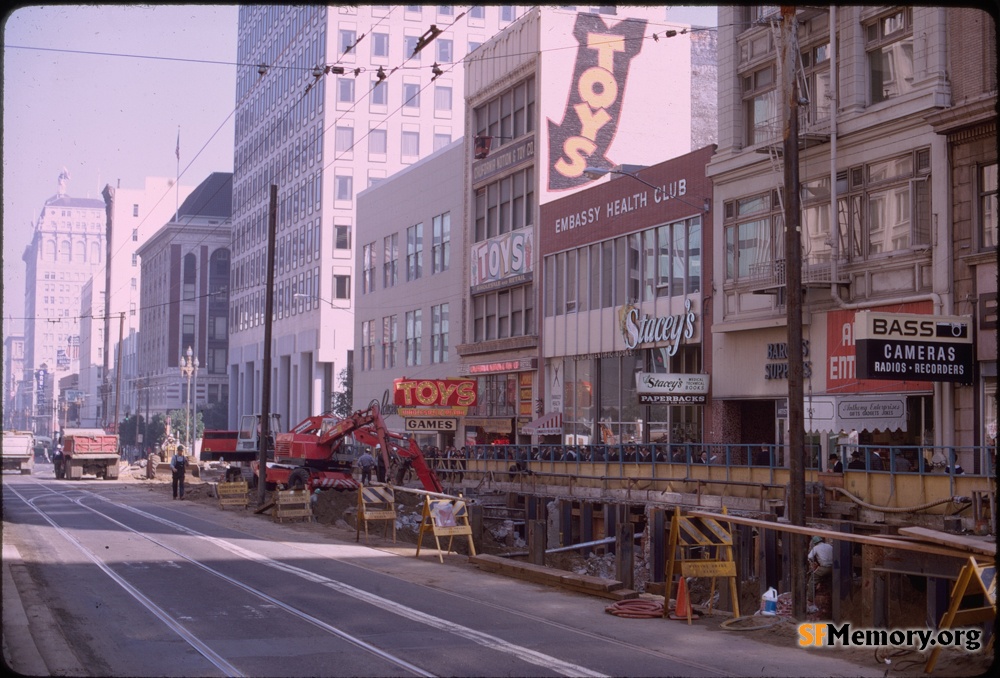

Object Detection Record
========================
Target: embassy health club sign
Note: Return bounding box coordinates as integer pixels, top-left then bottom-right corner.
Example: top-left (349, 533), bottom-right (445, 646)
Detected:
top-left (854, 311), bottom-right (974, 383)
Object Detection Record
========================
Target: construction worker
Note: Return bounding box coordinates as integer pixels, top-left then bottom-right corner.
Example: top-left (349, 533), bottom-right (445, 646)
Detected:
top-left (375, 444), bottom-right (387, 483)
top-left (357, 448), bottom-right (376, 485)
top-left (806, 536), bottom-right (833, 612)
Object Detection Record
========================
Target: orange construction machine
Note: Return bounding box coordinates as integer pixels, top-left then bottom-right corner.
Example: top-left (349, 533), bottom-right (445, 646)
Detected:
top-left (250, 402), bottom-right (443, 493)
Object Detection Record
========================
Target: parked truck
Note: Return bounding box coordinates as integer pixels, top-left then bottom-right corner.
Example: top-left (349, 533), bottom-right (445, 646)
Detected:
top-left (57, 428), bottom-right (120, 480)
top-left (2, 430), bottom-right (36, 475)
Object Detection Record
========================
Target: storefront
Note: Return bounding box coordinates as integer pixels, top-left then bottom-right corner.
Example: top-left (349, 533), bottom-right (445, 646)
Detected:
top-left (458, 358), bottom-right (535, 446)
top-left (538, 147), bottom-right (715, 446)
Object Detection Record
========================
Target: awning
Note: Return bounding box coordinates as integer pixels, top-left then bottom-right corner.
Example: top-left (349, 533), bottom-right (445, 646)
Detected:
top-left (521, 412), bottom-right (563, 435)
top-left (804, 395), bottom-right (907, 434)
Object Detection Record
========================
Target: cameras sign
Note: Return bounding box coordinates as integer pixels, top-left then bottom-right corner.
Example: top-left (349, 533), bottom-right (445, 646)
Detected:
top-left (854, 311), bottom-right (973, 383)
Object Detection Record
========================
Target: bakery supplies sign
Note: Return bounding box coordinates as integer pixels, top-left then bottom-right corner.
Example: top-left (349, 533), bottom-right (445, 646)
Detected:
top-left (547, 13), bottom-right (646, 191)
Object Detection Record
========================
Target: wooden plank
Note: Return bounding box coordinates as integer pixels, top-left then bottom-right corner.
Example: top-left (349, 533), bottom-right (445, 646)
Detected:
top-left (688, 510), bottom-right (972, 559)
top-left (896, 526), bottom-right (996, 557)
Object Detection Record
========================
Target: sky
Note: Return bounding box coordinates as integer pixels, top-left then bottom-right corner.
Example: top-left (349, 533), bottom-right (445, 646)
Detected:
top-left (1, 4), bottom-right (718, 341)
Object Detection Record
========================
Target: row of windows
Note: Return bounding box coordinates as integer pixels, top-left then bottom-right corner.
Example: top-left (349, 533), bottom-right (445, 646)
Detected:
top-left (544, 217), bottom-right (703, 318)
top-left (231, 266), bottom-right (352, 332)
top-left (474, 167), bottom-right (535, 242)
top-left (360, 212), bottom-right (452, 294)
top-left (40, 240), bottom-right (103, 264)
top-left (360, 303), bottom-right (450, 372)
top-left (473, 284), bottom-right (534, 342)
top-left (473, 77), bottom-right (536, 154)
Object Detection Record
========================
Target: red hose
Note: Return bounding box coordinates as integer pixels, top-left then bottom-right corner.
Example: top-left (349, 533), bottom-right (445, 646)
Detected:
top-left (604, 599), bottom-right (664, 618)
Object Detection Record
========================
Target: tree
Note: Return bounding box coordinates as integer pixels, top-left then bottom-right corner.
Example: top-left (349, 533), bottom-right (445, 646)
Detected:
top-left (118, 414), bottom-right (143, 447)
top-left (145, 414), bottom-right (168, 455)
top-left (331, 365), bottom-right (353, 419)
top-left (168, 408), bottom-right (203, 448)
top-left (200, 398), bottom-right (229, 431)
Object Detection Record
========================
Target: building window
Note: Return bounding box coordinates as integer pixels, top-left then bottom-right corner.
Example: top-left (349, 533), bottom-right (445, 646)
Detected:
top-left (469, 5), bottom-right (485, 19)
top-left (382, 315), bottom-right (397, 369)
top-left (438, 5), bottom-right (454, 16)
top-left (361, 320), bottom-right (375, 371)
top-left (369, 128), bottom-right (387, 156)
top-left (183, 252), bottom-right (196, 298)
top-left (434, 85), bottom-right (452, 112)
top-left (725, 191), bottom-right (782, 282)
top-left (335, 175), bottom-right (353, 201)
top-left (437, 38), bottom-right (453, 63)
top-left (335, 225), bottom-right (351, 250)
top-left (501, 6), bottom-right (516, 22)
top-left (337, 78), bottom-right (355, 103)
top-left (131, 253), bottom-right (138, 267)
top-left (403, 82), bottom-right (421, 109)
top-left (182, 314), bottom-right (195, 354)
top-left (371, 78), bottom-right (388, 106)
top-left (405, 35), bottom-right (421, 60)
top-left (405, 309), bottom-right (422, 367)
top-left (473, 76), bottom-right (535, 148)
top-left (742, 63), bottom-right (777, 146)
top-left (431, 303), bottom-right (449, 363)
top-left (844, 149), bottom-right (931, 259)
top-left (362, 242), bottom-right (376, 294)
top-left (334, 274), bottom-right (351, 300)
top-left (433, 132), bottom-right (451, 151)
top-left (406, 223), bottom-right (423, 281)
top-left (335, 126), bottom-right (354, 154)
top-left (866, 8), bottom-right (913, 105)
top-left (132, 228), bottom-right (138, 242)
top-left (474, 167), bottom-right (534, 242)
top-left (132, 204), bottom-right (139, 217)
top-left (473, 285), bottom-right (533, 341)
top-left (469, 40), bottom-right (482, 54)
top-left (401, 130), bottom-right (420, 158)
top-left (372, 32), bottom-right (389, 59)
top-left (339, 29), bottom-right (356, 55)
top-left (383, 233), bottom-right (399, 288)
top-left (981, 163), bottom-right (997, 250)
top-left (432, 212), bottom-right (450, 274)
top-left (801, 39), bottom-right (831, 125)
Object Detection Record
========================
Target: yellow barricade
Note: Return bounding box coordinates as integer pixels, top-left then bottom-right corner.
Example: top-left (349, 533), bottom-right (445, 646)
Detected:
top-left (357, 484), bottom-right (396, 543)
top-left (272, 488), bottom-right (313, 523)
top-left (664, 506), bottom-right (739, 623)
top-left (217, 481), bottom-right (249, 510)
top-left (416, 497), bottom-right (476, 563)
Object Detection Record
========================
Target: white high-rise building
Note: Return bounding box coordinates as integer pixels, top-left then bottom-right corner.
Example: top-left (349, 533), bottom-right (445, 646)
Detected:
top-left (229, 5), bottom-right (519, 429)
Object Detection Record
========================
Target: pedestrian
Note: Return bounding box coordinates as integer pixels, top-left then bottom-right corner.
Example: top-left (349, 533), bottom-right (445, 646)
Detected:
top-left (357, 448), bottom-right (376, 485)
top-left (869, 448), bottom-right (885, 471)
top-left (375, 444), bottom-right (387, 483)
top-left (828, 453), bottom-right (843, 473)
top-left (847, 450), bottom-right (865, 470)
top-left (171, 445), bottom-right (187, 500)
top-left (806, 536), bottom-right (833, 612)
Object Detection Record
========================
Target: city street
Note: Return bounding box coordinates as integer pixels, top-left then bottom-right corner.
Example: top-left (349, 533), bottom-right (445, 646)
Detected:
top-left (1, 467), bottom-right (905, 678)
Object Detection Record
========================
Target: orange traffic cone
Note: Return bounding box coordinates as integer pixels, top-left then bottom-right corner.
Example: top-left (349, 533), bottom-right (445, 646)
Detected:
top-left (669, 577), bottom-right (701, 623)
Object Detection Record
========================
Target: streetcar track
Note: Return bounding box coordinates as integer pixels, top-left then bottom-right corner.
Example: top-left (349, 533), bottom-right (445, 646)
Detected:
top-left (7, 481), bottom-right (611, 677)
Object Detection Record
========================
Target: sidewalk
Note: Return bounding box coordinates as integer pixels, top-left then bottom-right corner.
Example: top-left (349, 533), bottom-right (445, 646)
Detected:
top-left (2, 542), bottom-right (47, 676)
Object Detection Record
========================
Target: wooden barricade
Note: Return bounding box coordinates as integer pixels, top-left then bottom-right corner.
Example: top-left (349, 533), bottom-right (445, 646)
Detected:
top-left (217, 481), bottom-right (249, 510)
top-left (663, 506), bottom-right (739, 623)
top-left (272, 488), bottom-right (313, 523)
top-left (416, 497), bottom-right (476, 563)
top-left (925, 556), bottom-right (996, 673)
top-left (357, 484), bottom-right (397, 543)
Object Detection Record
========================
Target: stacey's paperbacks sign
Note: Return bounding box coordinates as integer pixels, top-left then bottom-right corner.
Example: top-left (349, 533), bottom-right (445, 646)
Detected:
top-left (635, 372), bottom-right (709, 404)
top-left (547, 13), bottom-right (646, 191)
top-left (854, 311), bottom-right (974, 383)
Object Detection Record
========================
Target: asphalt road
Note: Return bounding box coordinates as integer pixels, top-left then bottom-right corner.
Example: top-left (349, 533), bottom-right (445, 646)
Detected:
top-left (0, 468), bottom-right (906, 677)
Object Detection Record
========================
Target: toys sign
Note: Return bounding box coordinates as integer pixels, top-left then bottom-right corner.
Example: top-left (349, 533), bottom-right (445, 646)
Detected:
top-left (393, 378), bottom-right (478, 408)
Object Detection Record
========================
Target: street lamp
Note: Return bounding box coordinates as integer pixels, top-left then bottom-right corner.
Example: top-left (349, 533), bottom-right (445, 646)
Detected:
top-left (583, 166), bottom-right (711, 214)
top-left (179, 346), bottom-right (199, 453)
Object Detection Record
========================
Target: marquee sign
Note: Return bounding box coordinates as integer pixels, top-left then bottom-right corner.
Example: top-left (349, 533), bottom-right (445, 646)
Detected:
top-left (405, 418), bottom-right (457, 432)
top-left (854, 311), bottom-right (974, 383)
top-left (393, 379), bottom-right (478, 407)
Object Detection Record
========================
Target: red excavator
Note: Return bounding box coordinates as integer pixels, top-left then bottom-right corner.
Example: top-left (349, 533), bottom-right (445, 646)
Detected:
top-left (250, 401), bottom-right (443, 493)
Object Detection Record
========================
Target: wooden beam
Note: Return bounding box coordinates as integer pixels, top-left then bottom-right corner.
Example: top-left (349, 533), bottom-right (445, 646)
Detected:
top-left (897, 526), bottom-right (995, 556)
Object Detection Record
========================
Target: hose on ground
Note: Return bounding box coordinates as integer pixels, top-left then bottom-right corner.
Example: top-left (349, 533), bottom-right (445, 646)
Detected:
top-left (605, 599), bottom-right (664, 618)
top-left (720, 614), bottom-right (788, 631)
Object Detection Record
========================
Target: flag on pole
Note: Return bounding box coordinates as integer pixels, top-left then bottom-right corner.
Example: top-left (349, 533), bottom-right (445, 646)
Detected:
top-left (175, 127), bottom-right (180, 161)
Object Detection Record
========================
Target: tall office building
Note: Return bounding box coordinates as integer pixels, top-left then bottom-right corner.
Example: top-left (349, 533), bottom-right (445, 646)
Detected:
top-left (229, 5), bottom-right (516, 428)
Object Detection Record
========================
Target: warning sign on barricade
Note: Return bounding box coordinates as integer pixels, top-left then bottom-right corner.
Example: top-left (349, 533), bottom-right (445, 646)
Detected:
top-left (357, 483), bottom-right (396, 543)
top-left (217, 481), bottom-right (248, 510)
top-left (416, 497), bottom-right (476, 563)
top-left (663, 506), bottom-right (739, 622)
top-left (272, 488), bottom-right (313, 523)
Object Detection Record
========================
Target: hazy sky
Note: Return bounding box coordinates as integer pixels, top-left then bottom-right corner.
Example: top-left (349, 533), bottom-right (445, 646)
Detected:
top-left (1, 4), bottom-right (718, 339)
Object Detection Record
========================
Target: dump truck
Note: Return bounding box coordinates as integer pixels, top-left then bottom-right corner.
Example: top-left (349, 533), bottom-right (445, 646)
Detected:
top-left (2, 430), bottom-right (36, 475)
top-left (57, 428), bottom-right (120, 480)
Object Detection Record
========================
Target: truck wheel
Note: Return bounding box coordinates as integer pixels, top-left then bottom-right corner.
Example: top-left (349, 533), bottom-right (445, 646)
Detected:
top-left (288, 468), bottom-right (310, 491)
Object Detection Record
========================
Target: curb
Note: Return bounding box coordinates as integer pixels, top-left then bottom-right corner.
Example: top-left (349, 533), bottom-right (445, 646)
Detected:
top-left (1, 543), bottom-right (47, 676)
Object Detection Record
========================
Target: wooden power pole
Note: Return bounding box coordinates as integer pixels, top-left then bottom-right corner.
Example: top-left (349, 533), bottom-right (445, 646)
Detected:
top-left (257, 185), bottom-right (278, 504)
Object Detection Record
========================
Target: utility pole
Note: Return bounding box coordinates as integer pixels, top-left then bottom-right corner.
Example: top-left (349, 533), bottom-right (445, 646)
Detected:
top-left (781, 5), bottom-right (807, 621)
top-left (257, 185), bottom-right (278, 504)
